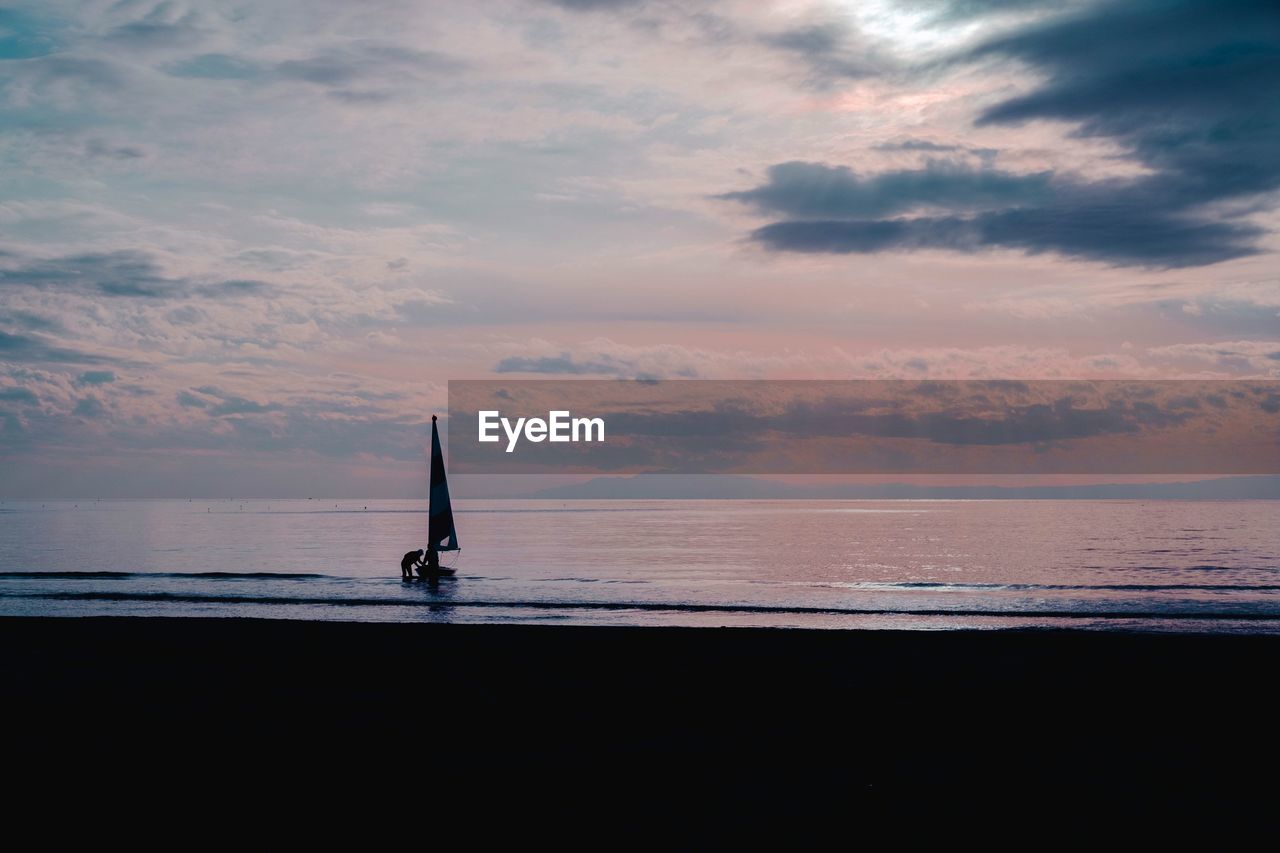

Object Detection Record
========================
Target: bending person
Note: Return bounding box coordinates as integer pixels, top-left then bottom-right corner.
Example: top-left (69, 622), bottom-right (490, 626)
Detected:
top-left (400, 549), bottom-right (424, 580)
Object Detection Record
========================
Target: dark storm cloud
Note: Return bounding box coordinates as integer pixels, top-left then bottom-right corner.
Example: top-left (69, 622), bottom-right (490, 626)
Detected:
top-left (728, 0), bottom-right (1280, 268)
top-left (0, 250), bottom-right (273, 300)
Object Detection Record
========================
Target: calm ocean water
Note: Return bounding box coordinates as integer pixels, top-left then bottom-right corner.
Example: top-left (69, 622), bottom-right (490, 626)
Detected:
top-left (1, 499), bottom-right (1276, 631)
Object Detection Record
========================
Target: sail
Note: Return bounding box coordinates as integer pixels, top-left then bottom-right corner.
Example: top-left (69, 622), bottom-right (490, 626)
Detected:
top-left (428, 415), bottom-right (459, 551)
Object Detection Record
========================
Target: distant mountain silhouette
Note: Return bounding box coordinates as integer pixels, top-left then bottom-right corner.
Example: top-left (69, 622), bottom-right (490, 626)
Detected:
top-left (528, 475), bottom-right (1280, 500)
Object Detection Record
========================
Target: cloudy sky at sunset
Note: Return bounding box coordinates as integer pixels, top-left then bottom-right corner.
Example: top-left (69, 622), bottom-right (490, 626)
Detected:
top-left (2, 0), bottom-right (1277, 496)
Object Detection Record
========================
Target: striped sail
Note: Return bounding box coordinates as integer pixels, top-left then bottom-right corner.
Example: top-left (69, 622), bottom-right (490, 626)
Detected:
top-left (428, 415), bottom-right (459, 551)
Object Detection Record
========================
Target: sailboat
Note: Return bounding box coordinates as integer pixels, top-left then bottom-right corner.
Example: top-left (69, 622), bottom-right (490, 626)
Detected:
top-left (424, 414), bottom-right (459, 577)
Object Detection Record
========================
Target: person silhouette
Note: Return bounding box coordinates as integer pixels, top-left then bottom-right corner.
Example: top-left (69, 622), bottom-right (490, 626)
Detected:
top-left (423, 547), bottom-right (440, 574)
top-left (400, 549), bottom-right (424, 580)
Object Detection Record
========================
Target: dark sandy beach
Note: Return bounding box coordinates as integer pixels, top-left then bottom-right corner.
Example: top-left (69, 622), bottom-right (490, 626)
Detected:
top-left (5, 617), bottom-right (1278, 809)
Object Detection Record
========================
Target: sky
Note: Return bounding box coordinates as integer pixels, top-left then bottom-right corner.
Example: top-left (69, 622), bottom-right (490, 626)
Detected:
top-left (1, 0), bottom-right (1278, 497)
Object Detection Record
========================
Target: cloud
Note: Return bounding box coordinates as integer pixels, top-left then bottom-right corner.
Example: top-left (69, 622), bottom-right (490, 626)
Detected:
top-left (0, 386), bottom-right (39, 404)
top-left (0, 7), bottom-right (59, 60)
top-left (5, 55), bottom-right (128, 95)
top-left (758, 21), bottom-right (885, 84)
top-left (106, 22), bottom-right (204, 50)
top-left (272, 40), bottom-right (466, 98)
top-left (72, 395), bottom-right (105, 418)
top-left (0, 250), bottom-right (273, 299)
top-left (593, 392), bottom-right (1198, 446)
top-left (208, 397), bottom-right (280, 416)
top-left (493, 340), bottom-right (735, 378)
top-left (160, 39), bottom-right (466, 102)
top-left (728, 0), bottom-right (1280, 268)
top-left (745, 204), bottom-right (1263, 268)
top-left (495, 353), bottom-right (642, 376)
top-left (195, 279), bottom-right (273, 298)
top-left (75, 370), bottom-right (116, 386)
top-left (876, 140), bottom-right (964, 152)
top-left (165, 306), bottom-right (208, 325)
top-left (965, 0), bottom-right (1280, 205)
top-left (0, 251), bottom-right (176, 297)
top-left (873, 139), bottom-right (999, 162)
top-left (0, 310), bottom-right (63, 333)
top-left (904, 0), bottom-right (1075, 22)
top-left (127, 385), bottom-right (434, 463)
top-left (103, 5), bottom-right (212, 52)
top-left (1147, 340), bottom-right (1280, 376)
top-left (0, 330), bottom-right (113, 364)
top-left (179, 386), bottom-right (282, 417)
top-left (537, 0), bottom-right (647, 10)
top-left (164, 52), bottom-right (262, 80)
top-left (176, 390), bottom-right (208, 408)
top-left (721, 160), bottom-right (1053, 219)
top-left (84, 139), bottom-right (147, 160)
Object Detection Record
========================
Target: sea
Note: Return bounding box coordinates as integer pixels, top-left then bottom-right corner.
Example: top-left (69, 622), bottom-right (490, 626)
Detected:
top-left (1, 499), bottom-right (1277, 632)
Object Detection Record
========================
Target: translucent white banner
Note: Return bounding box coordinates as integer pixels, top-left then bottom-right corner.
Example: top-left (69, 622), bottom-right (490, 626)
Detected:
top-left (448, 380), bottom-right (1280, 475)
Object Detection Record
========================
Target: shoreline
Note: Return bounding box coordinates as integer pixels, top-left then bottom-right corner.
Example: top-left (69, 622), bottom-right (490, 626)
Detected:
top-left (5, 615), bottom-right (1278, 801)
